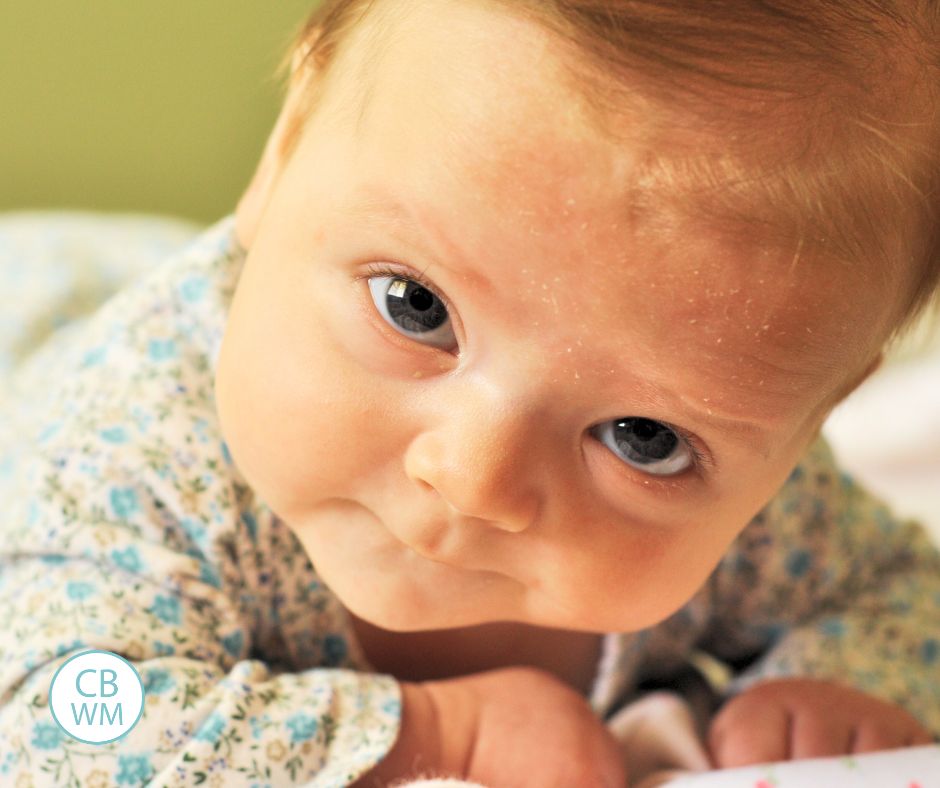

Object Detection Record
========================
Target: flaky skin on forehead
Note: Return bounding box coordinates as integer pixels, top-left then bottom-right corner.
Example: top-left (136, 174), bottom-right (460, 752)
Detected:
top-left (280, 0), bottom-right (940, 345)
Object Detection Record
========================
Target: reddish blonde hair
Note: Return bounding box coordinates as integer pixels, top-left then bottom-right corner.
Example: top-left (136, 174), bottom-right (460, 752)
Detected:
top-left (278, 0), bottom-right (940, 342)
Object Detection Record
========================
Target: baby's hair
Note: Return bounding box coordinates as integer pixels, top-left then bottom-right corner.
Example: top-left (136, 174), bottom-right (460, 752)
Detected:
top-left (278, 0), bottom-right (940, 345)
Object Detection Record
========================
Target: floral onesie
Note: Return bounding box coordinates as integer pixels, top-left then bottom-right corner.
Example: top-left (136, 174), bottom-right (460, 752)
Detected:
top-left (0, 214), bottom-right (938, 787)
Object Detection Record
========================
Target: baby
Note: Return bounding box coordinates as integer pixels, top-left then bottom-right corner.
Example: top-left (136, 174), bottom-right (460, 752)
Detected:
top-left (1, 0), bottom-right (939, 786)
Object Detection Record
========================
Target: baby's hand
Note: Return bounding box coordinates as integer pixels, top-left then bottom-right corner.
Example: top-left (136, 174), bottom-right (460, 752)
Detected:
top-left (431, 666), bottom-right (627, 788)
top-left (708, 678), bottom-right (934, 768)
top-left (356, 666), bottom-right (626, 788)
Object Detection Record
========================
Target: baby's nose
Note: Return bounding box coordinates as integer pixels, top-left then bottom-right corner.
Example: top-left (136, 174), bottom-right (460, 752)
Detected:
top-left (403, 391), bottom-right (546, 533)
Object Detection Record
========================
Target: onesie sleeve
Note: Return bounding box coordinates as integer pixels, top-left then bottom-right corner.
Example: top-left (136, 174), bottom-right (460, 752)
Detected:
top-left (0, 218), bottom-right (404, 787)
top-left (0, 542), bottom-right (402, 788)
top-left (697, 435), bottom-right (940, 738)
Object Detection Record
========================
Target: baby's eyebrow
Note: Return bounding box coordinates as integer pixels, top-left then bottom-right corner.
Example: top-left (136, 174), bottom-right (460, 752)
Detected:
top-left (343, 185), bottom-right (493, 293)
top-left (681, 405), bottom-right (771, 452)
top-left (343, 186), bottom-right (417, 228)
top-left (343, 187), bottom-right (450, 263)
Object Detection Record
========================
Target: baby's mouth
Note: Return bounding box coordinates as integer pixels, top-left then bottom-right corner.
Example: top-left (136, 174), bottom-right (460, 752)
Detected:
top-left (381, 514), bottom-right (469, 570)
top-left (394, 525), bottom-right (456, 565)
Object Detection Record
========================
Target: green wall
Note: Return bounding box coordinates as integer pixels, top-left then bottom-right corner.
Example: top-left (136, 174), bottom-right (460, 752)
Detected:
top-left (1, 2), bottom-right (318, 224)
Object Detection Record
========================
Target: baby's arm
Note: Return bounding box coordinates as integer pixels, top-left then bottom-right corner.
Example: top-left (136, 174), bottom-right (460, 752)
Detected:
top-left (0, 543), bottom-right (404, 786)
top-left (697, 436), bottom-right (940, 765)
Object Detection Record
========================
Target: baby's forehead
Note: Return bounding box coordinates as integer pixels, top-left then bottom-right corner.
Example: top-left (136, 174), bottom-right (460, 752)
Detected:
top-left (339, 1), bottom-right (917, 246)
top-left (320, 0), bottom-right (924, 344)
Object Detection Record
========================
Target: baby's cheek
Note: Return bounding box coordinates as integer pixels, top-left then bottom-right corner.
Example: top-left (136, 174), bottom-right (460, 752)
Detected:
top-left (217, 350), bottom-right (367, 524)
top-left (565, 526), bottom-right (723, 631)
top-left (259, 399), bottom-right (374, 520)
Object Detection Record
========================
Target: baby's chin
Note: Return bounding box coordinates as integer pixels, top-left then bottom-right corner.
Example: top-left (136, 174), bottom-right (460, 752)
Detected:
top-left (327, 561), bottom-right (650, 635)
top-left (330, 552), bottom-right (523, 632)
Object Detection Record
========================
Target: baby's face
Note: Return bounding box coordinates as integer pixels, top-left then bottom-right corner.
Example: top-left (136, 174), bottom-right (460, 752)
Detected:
top-left (215, 1), bottom-right (888, 633)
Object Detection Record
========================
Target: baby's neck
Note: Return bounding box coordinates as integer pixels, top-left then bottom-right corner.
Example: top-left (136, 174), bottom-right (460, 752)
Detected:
top-left (348, 613), bottom-right (602, 696)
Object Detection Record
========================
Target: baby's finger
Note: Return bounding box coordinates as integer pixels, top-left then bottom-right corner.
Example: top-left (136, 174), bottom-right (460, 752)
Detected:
top-left (708, 701), bottom-right (790, 768)
top-left (790, 711), bottom-right (853, 759)
top-left (906, 728), bottom-right (935, 747)
top-left (850, 722), bottom-right (908, 755)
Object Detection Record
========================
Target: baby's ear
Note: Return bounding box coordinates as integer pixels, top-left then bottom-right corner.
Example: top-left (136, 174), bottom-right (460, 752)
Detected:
top-left (235, 40), bottom-right (319, 250)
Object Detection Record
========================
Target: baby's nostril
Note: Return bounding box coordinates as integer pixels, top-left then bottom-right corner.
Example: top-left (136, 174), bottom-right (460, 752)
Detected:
top-left (413, 477), bottom-right (436, 496)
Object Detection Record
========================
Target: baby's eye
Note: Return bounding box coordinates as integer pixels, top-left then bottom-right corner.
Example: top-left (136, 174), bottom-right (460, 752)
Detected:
top-left (590, 417), bottom-right (693, 476)
top-left (367, 273), bottom-right (457, 351)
